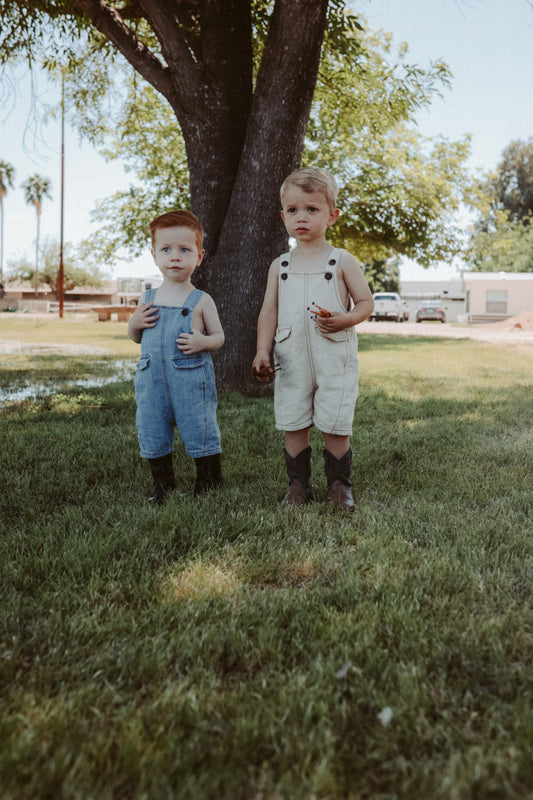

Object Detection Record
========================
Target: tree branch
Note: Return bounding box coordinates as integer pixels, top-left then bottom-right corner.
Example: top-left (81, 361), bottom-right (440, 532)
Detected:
top-left (138, 0), bottom-right (203, 105)
top-left (71, 0), bottom-right (176, 100)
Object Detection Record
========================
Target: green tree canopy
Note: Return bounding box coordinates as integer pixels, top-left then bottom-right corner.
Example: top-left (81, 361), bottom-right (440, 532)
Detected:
top-left (467, 138), bottom-right (533, 273)
top-left (480, 138), bottom-right (533, 224)
top-left (46, 22), bottom-right (470, 277)
top-left (466, 208), bottom-right (533, 273)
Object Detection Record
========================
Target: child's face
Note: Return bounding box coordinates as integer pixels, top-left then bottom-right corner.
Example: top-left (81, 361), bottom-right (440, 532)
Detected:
top-left (151, 225), bottom-right (204, 284)
top-left (281, 186), bottom-right (339, 243)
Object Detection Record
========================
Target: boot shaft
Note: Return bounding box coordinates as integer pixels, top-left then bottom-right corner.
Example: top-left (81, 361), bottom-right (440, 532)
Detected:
top-left (283, 446), bottom-right (312, 489)
top-left (323, 448), bottom-right (353, 489)
top-left (194, 453), bottom-right (223, 494)
top-left (148, 453), bottom-right (175, 504)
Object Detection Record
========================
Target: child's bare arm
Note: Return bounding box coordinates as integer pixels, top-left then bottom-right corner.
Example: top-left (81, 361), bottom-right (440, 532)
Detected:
top-left (314, 252), bottom-right (374, 334)
top-left (176, 293), bottom-right (224, 353)
top-left (252, 260), bottom-right (279, 380)
top-left (127, 293), bottom-right (159, 343)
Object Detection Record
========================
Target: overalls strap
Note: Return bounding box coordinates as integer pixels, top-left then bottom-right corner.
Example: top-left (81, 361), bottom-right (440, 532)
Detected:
top-left (278, 248), bottom-right (344, 274)
top-left (183, 288), bottom-right (204, 312)
top-left (327, 248), bottom-right (343, 268)
top-left (143, 287), bottom-right (203, 308)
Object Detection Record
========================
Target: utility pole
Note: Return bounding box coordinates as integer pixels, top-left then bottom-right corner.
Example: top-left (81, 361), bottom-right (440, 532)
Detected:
top-left (58, 71), bottom-right (65, 318)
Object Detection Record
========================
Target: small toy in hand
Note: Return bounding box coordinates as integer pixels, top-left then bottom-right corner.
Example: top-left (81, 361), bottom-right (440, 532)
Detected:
top-left (252, 363), bottom-right (281, 382)
top-left (308, 301), bottom-right (331, 318)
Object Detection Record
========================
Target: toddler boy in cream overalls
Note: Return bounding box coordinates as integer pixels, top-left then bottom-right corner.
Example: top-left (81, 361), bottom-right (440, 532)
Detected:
top-left (252, 168), bottom-right (374, 510)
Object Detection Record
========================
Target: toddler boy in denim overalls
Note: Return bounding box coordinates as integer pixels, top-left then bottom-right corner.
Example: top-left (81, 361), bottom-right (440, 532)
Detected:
top-left (252, 168), bottom-right (374, 511)
top-left (128, 210), bottom-right (224, 503)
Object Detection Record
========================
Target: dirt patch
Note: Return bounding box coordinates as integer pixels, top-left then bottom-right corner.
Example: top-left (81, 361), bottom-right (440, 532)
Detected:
top-left (478, 310), bottom-right (533, 332)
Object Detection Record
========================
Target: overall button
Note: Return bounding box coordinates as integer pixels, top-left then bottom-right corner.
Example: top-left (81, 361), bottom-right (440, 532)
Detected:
top-left (181, 309), bottom-right (189, 316)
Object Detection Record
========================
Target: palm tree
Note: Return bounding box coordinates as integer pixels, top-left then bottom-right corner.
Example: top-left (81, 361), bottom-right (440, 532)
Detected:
top-left (22, 174), bottom-right (52, 298)
top-left (0, 160), bottom-right (16, 291)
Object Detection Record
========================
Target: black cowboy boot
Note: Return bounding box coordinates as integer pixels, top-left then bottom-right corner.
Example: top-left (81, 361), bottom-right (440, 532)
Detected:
top-left (281, 447), bottom-right (313, 506)
top-left (323, 448), bottom-right (355, 511)
top-left (148, 453), bottom-right (175, 504)
top-left (194, 453), bottom-right (223, 495)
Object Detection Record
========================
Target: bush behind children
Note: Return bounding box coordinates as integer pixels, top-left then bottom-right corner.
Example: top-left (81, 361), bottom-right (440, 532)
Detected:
top-left (130, 169), bottom-right (374, 510)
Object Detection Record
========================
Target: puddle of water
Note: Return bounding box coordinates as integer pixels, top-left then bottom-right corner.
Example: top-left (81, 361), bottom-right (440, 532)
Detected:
top-left (0, 361), bottom-right (135, 406)
top-left (0, 340), bottom-right (110, 355)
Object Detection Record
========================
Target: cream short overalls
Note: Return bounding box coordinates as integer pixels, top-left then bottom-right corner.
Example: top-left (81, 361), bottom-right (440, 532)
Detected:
top-left (273, 248), bottom-right (359, 436)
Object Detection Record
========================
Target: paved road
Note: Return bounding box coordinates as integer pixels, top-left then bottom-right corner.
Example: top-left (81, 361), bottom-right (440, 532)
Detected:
top-left (357, 321), bottom-right (533, 347)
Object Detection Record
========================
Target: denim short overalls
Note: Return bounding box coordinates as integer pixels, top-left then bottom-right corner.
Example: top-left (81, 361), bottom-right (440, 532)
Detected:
top-left (273, 248), bottom-right (359, 436)
top-left (134, 287), bottom-right (222, 459)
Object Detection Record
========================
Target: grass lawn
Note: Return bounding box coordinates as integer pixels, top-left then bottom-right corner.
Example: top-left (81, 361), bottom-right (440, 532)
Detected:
top-left (1, 314), bottom-right (532, 799)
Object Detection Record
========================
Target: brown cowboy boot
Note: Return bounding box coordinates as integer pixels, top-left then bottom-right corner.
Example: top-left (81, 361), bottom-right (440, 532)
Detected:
top-left (281, 447), bottom-right (313, 506)
top-left (323, 448), bottom-right (355, 511)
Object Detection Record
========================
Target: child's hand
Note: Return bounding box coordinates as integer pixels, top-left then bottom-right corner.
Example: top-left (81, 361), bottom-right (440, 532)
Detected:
top-left (176, 328), bottom-right (206, 354)
top-left (252, 353), bottom-right (275, 382)
top-left (314, 311), bottom-right (349, 334)
top-left (130, 301), bottom-right (159, 330)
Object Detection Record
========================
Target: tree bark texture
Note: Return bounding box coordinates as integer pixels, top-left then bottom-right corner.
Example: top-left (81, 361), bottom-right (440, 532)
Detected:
top-left (69, 0), bottom-right (330, 392)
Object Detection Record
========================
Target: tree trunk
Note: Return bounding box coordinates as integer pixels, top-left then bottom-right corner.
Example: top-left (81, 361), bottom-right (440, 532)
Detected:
top-left (190, 0), bottom-right (330, 393)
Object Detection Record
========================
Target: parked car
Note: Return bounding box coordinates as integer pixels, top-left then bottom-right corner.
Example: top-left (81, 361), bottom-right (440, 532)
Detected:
top-left (416, 302), bottom-right (446, 323)
top-left (370, 292), bottom-right (404, 322)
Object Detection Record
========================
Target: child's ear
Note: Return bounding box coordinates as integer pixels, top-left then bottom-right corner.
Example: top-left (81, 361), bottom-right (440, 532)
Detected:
top-left (328, 208), bottom-right (340, 226)
top-left (196, 249), bottom-right (205, 266)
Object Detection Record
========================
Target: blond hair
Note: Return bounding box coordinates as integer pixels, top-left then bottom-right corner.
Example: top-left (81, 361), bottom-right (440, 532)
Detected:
top-left (280, 167), bottom-right (338, 211)
top-left (148, 210), bottom-right (204, 250)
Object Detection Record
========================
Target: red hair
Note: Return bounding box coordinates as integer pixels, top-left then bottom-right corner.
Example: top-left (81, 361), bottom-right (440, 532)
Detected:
top-left (149, 210), bottom-right (204, 250)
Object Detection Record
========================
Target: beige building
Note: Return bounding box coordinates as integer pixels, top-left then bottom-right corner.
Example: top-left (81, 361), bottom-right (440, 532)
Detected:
top-left (462, 272), bottom-right (533, 323)
top-left (0, 280), bottom-right (118, 312)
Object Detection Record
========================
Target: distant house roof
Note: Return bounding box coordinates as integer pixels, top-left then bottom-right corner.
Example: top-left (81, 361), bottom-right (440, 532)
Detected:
top-left (400, 280), bottom-right (465, 300)
top-left (463, 272), bottom-right (533, 282)
top-left (4, 280), bottom-right (116, 295)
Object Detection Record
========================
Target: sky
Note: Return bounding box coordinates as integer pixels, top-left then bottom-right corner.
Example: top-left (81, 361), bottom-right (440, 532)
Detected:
top-left (1, 0), bottom-right (533, 283)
